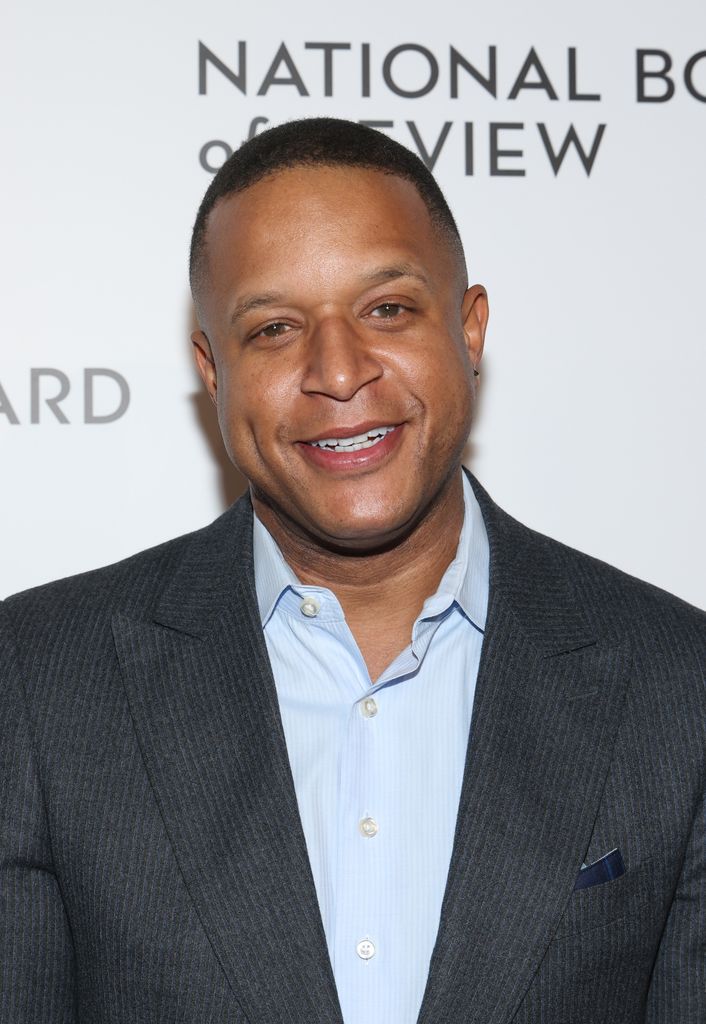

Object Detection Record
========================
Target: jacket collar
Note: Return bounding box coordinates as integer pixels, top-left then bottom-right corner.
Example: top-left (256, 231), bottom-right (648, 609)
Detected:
top-left (150, 469), bottom-right (596, 656)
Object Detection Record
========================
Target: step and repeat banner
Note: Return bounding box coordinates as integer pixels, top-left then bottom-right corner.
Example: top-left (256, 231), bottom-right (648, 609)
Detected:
top-left (2, 0), bottom-right (705, 605)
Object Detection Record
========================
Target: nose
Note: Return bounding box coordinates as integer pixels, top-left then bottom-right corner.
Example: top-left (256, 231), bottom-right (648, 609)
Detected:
top-left (301, 317), bottom-right (383, 401)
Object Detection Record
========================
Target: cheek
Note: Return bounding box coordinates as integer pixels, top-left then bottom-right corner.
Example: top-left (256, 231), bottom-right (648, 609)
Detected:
top-left (425, 372), bottom-right (475, 469)
top-left (214, 359), bottom-right (296, 464)
top-left (403, 336), bottom-right (475, 426)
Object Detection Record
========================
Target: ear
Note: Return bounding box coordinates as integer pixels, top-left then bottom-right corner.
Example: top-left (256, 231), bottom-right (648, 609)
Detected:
top-left (461, 284), bottom-right (489, 371)
top-left (191, 330), bottom-right (218, 405)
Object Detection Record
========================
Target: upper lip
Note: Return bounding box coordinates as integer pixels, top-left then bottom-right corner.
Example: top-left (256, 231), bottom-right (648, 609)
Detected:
top-left (300, 421), bottom-right (399, 444)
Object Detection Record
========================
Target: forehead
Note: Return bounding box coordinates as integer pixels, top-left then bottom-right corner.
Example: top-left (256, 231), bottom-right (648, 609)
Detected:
top-left (203, 165), bottom-right (449, 281)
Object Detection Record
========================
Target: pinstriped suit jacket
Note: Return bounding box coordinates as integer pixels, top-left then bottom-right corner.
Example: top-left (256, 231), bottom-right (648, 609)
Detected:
top-left (1, 474), bottom-right (705, 1023)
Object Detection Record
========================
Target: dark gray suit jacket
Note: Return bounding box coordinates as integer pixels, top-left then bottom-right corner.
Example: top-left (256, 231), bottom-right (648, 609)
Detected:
top-left (1, 475), bottom-right (705, 1023)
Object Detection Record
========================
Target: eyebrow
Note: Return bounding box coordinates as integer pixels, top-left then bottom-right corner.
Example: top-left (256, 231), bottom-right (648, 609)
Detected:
top-left (360, 264), bottom-right (430, 287)
top-left (230, 293), bottom-right (284, 326)
top-left (229, 264), bottom-right (430, 326)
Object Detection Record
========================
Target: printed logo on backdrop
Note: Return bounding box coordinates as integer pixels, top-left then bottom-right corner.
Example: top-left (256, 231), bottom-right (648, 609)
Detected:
top-left (0, 369), bottom-right (130, 425)
top-left (196, 42), bottom-right (706, 178)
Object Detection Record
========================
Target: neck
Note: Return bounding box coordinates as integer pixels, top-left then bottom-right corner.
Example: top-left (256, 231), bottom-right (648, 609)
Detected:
top-left (253, 471), bottom-right (466, 679)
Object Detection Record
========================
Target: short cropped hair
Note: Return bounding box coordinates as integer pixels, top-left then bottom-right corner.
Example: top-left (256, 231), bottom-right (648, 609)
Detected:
top-left (189, 117), bottom-right (466, 302)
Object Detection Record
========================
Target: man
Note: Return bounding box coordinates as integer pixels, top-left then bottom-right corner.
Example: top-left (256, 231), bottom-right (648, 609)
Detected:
top-left (1, 118), bottom-right (704, 1024)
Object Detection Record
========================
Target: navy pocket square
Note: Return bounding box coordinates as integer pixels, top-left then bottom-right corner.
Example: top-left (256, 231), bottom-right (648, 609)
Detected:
top-left (574, 848), bottom-right (625, 891)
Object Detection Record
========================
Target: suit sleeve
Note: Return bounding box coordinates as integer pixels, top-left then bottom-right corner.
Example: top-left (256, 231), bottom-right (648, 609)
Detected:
top-left (646, 780), bottom-right (706, 1022)
top-left (0, 603), bottom-right (77, 1022)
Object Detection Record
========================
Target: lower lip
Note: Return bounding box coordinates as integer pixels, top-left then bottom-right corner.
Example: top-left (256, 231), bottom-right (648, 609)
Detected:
top-left (297, 426), bottom-right (404, 472)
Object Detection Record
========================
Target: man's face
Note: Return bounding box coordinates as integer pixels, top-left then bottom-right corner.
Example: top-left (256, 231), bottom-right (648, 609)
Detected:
top-left (192, 164), bottom-right (488, 550)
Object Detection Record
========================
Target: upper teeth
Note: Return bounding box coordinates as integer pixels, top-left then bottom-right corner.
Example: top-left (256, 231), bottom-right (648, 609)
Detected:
top-left (308, 425), bottom-right (395, 451)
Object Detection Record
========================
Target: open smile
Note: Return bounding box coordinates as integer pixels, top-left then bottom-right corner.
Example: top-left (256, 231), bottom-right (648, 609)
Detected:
top-left (305, 424), bottom-right (396, 453)
top-left (297, 423), bottom-right (403, 471)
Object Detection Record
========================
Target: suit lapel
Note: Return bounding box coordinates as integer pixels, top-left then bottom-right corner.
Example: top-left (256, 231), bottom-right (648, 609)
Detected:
top-left (417, 476), bottom-right (632, 1024)
top-left (112, 498), bottom-right (342, 1024)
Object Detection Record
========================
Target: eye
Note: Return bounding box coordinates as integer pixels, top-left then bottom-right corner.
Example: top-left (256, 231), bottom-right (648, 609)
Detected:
top-left (253, 321), bottom-right (291, 340)
top-left (370, 302), bottom-right (405, 319)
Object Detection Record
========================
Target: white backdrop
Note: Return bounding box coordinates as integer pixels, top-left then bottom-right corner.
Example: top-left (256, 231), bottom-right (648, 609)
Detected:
top-left (2, 0), bottom-right (705, 607)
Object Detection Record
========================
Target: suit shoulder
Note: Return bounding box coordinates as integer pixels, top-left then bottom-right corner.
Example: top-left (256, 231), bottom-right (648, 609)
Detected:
top-left (556, 532), bottom-right (700, 619)
top-left (470, 471), bottom-right (704, 637)
top-left (522, 521), bottom-right (705, 651)
top-left (1, 510), bottom-right (233, 638)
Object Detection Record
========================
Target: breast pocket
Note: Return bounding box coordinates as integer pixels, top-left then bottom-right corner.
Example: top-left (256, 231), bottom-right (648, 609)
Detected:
top-left (554, 857), bottom-right (656, 937)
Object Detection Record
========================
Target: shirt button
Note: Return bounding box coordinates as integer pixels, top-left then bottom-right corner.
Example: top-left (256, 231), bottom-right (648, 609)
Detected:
top-left (359, 817), bottom-right (379, 838)
top-left (361, 697), bottom-right (378, 718)
top-left (299, 596), bottom-right (320, 618)
top-left (356, 939), bottom-right (376, 960)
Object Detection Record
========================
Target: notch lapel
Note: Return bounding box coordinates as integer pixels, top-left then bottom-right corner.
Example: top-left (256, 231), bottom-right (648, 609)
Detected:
top-left (417, 477), bottom-right (632, 1024)
top-left (112, 499), bottom-right (342, 1024)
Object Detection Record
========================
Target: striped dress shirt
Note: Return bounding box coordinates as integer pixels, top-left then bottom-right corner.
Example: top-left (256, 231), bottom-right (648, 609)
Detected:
top-left (253, 471), bottom-right (489, 1024)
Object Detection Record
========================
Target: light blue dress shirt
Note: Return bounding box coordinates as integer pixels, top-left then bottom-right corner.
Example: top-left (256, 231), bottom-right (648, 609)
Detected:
top-left (253, 471), bottom-right (489, 1024)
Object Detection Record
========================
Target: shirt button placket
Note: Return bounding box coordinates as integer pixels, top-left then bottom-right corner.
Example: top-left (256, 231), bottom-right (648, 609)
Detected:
top-left (359, 816), bottom-right (379, 838)
top-left (361, 696), bottom-right (378, 718)
top-left (356, 937), bottom-right (376, 961)
top-left (353, 691), bottom-right (381, 978)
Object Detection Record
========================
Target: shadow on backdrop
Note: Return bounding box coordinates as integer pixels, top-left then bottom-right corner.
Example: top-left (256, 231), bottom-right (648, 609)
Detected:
top-left (189, 389), bottom-right (249, 508)
top-left (186, 299), bottom-right (249, 509)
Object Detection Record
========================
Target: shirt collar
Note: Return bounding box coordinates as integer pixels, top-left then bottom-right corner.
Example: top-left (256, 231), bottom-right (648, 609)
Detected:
top-left (252, 469), bottom-right (489, 632)
top-left (252, 513), bottom-right (301, 627)
top-left (412, 470), bottom-right (488, 632)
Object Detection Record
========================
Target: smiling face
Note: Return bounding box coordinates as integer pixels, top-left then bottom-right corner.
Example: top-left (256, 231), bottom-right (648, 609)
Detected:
top-left (192, 164), bottom-right (488, 552)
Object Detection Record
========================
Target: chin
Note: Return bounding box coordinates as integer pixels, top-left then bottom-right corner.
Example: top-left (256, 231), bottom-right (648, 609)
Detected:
top-left (301, 503), bottom-right (420, 552)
